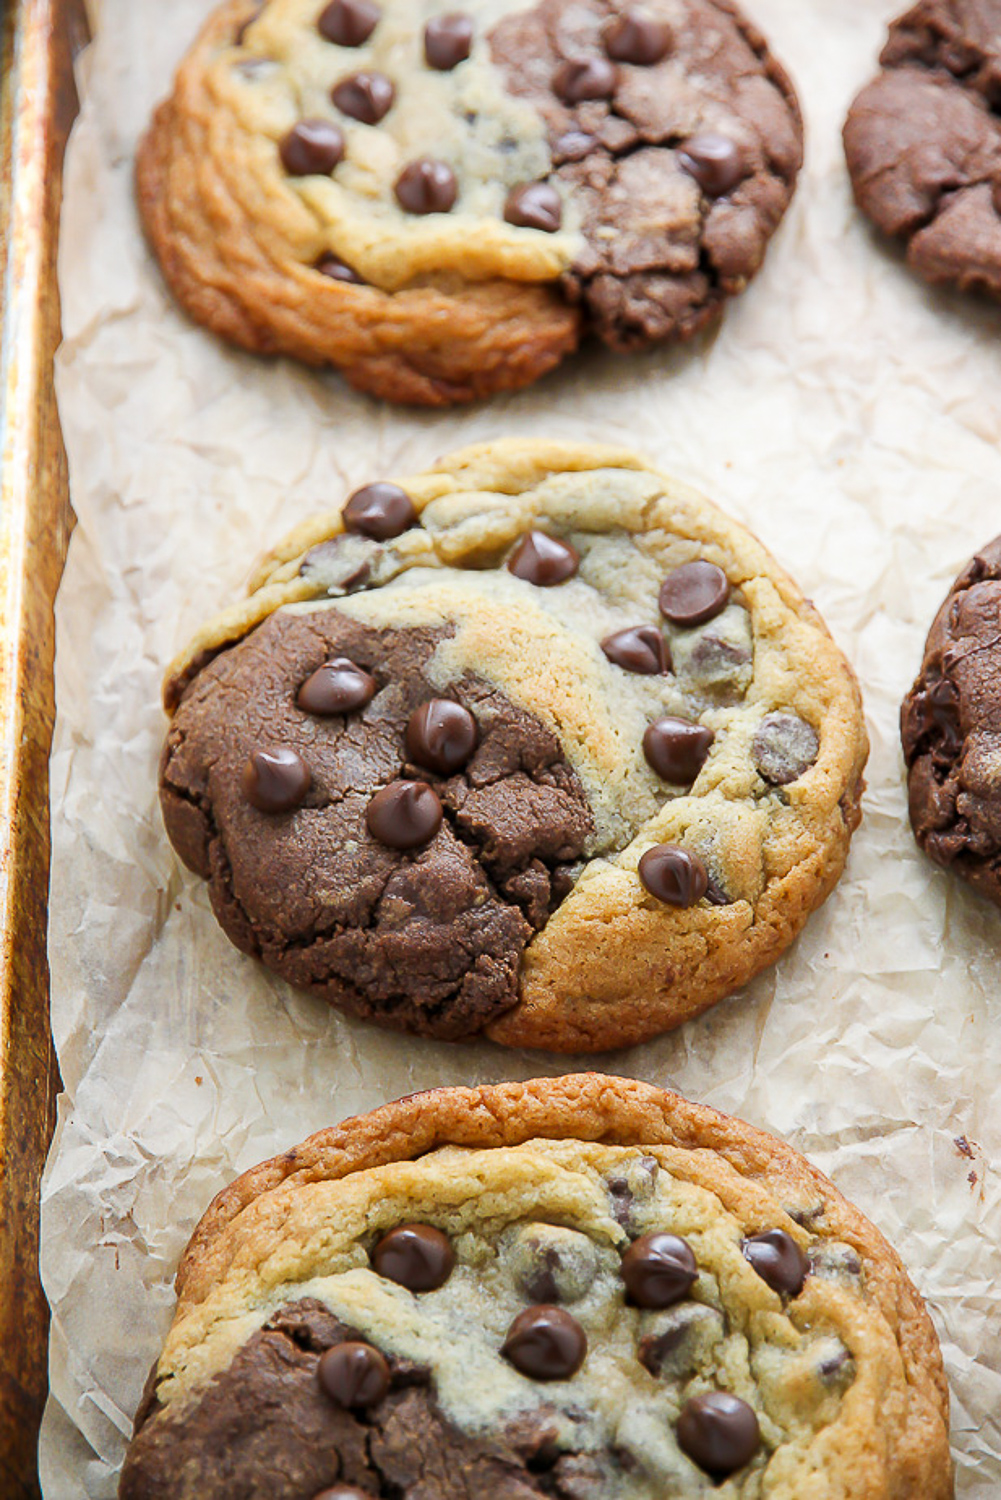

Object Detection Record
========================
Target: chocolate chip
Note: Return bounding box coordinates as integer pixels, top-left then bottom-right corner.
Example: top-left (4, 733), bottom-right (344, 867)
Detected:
top-left (235, 6), bottom-right (265, 46)
top-left (316, 254), bottom-right (366, 284)
top-left (279, 119), bottom-right (345, 176)
top-left (406, 700), bottom-right (478, 775)
top-left (603, 10), bottom-right (673, 65)
top-left (676, 1392), bottom-right (760, 1477)
top-left (638, 845), bottom-right (708, 907)
top-left (678, 133), bottom-right (746, 197)
top-left (394, 158), bottom-right (458, 214)
top-left (372, 1224), bottom-right (455, 1290)
top-left (332, 71), bottom-right (394, 124)
top-left (742, 1230), bottom-right (808, 1296)
top-left (297, 658), bottom-right (376, 715)
top-left (504, 183), bottom-right (562, 233)
top-left (424, 13), bottom-right (473, 70)
top-left (242, 747), bottom-right (311, 813)
top-left (601, 626), bottom-right (669, 675)
top-left (317, 0), bottom-right (379, 46)
top-left (342, 481), bottom-right (416, 540)
top-left (317, 1342), bottom-right (391, 1408)
top-left (993, 179), bottom-right (1001, 217)
top-left (501, 1306), bottom-right (587, 1380)
top-left (366, 780), bottom-right (443, 849)
top-left (553, 130), bottom-right (597, 163)
top-left (553, 57), bottom-right (617, 103)
top-left (506, 1225), bottom-right (600, 1305)
top-left (815, 1339), bottom-right (854, 1386)
top-left (659, 561), bottom-right (730, 625)
top-left (507, 531), bottom-right (579, 586)
top-left (620, 1233), bottom-right (697, 1308)
top-left (643, 717), bottom-right (714, 784)
top-left (752, 713), bottom-right (819, 786)
top-left (638, 1303), bottom-right (725, 1378)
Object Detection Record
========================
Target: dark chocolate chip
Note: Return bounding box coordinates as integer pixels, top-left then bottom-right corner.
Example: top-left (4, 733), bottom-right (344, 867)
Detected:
top-left (501, 1306), bottom-right (587, 1381)
top-left (316, 254), bottom-right (366, 284)
top-left (279, 119), bottom-right (345, 176)
top-left (751, 713), bottom-right (819, 786)
top-left (507, 531), bottom-right (579, 586)
top-left (406, 700), bottom-right (478, 775)
top-left (297, 658), bottom-right (376, 715)
top-left (394, 158), bottom-right (458, 214)
top-left (553, 130), bottom-right (598, 163)
top-left (659, 561), bottom-right (730, 625)
top-left (704, 874), bottom-right (731, 906)
top-left (620, 1232), bottom-right (697, 1308)
top-left (372, 1224), bottom-right (455, 1290)
top-left (676, 1392), bottom-right (760, 1477)
top-left (553, 57), bottom-right (617, 103)
top-left (317, 0), bottom-right (379, 46)
top-left (332, 71), bottom-right (395, 124)
top-left (638, 1303), bottom-right (724, 1377)
top-left (643, 717), bottom-right (714, 784)
top-left (742, 1230), bottom-right (808, 1296)
top-left (342, 481), bottom-right (416, 540)
top-left (603, 10), bottom-right (673, 65)
top-left (678, 133), bottom-right (746, 197)
top-left (638, 845), bottom-right (708, 907)
top-left (242, 747), bottom-right (311, 813)
top-left (601, 625), bottom-right (669, 675)
top-left (366, 780), bottom-right (443, 849)
top-left (317, 1342), bottom-right (391, 1408)
top-left (504, 182), bottom-right (562, 233)
top-left (424, 13), bottom-right (474, 70)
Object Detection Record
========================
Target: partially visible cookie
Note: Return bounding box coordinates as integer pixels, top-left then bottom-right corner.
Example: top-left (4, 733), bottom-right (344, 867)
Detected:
top-left (843, 0), bottom-right (1001, 300)
top-left (117, 1074), bottom-right (953, 1499)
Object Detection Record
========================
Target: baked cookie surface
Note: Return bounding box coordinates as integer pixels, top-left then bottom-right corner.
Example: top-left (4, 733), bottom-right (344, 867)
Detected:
top-left (118, 1075), bottom-right (952, 1498)
top-left (137, 0), bottom-right (803, 405)
top-left (159, 441), bottom-right (866, 1052)
top-left (843, 0), bottom-right (1001, 300)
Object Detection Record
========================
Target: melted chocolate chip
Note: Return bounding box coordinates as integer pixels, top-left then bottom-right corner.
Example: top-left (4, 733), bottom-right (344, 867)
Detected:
top-left (659, 561), bottom-right (730, 625)
top-left (676, 1392), bottom-right (760, 1477)
top-left (279, 119), bottom-right (345, 176)
top-left (316, 254), bottom-right (366, 284)
top-left (501, 1306), bottom-right (587, 1381)
top-left (317, 1342), bottom-right (391, 1408)
top-left (332, 71), bottom-right (395, 124)
top-left (620, 1233), bottom-right (697, 1308)
top-left (372, 1224), bottom-right (455, 1290)
top-left (643, 717), bottom-right (714, 784)
top-left (678, 133), bottom-right (746, 197)
top-left (553, 130), bottom-right (598, 163)
top-left (366, 780), bottom-right (443, 849)
top-left (424, 13), bottom-right (473, 70)
top-left (342, 481), bottom-right (416, 540)
top-left (507, 1225), bottom-right (600, 1305)
top-left (504, 183), bottom-right (562, 233)
top-left (742, 1230), bottom-right (808, 1296)
top-left (638, 1303), bottom-right (725, 1378)
top-left (406, 700), bottom-right (478, 775)
top-left (603, 10), bottom-right (673, 65)
top-left (394, 159), bottom-right (458, 214)
top-left (242, 747), bottom-right (311, 813)
top-left (752, 713), bottom-right (819, 786)
top-left (507, 532), bottom-right (579, 586)
top-left (297, 658), bottom-right (376, 715)
top-left (601, 626), bottom-right (669, 675)
top-left (638, 845), bottom-right (708, 907)
top-left (553, 57), bottom-right (617, 103)
top-left (317, 0), bottom-right (379, 47)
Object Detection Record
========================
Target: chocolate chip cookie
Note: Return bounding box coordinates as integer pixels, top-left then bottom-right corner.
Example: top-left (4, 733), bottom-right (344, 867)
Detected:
top-left (843, 0), bottom-right (1001, 301)
top-left (136, 0), bottom-right (803, 406)
top-left (118, 1075), bottom-right (952, 1498)
top-left (159, 440), bottom-right (867, 1051)
top-left (901, 534), bottom-right (1001, 905)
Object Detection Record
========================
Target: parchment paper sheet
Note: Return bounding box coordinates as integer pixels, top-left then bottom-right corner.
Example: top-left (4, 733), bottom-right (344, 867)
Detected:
top-left (38, 1), bottom-right (1001, 1492)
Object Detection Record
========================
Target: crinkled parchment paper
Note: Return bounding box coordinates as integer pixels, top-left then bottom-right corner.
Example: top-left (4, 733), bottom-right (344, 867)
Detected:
top-left (38, 0), bottom-right (1001, 1492)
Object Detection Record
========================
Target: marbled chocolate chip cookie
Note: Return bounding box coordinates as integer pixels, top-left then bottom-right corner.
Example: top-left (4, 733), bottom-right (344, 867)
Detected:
top-left (118, 1075), bottom-right (952, 1498)
top-left (844, 0), bottom-right (1001, 301)
top-left (159, 441), bottom-right (866, 1051)
top-left (136, 0), bottom-right (803, 406)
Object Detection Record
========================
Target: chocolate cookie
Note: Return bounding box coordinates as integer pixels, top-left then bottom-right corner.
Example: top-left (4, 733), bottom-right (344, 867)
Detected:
top-left (844, 0), bottom-right (1001, 300)
top-left (901, 535), bottom-right (1001, 904)
top-left (118, 1075), bottom-right (953, 1498)
top-left (159, 441), bottom-right (867, 1051)
top-left (136, 0), bottom-right (803, 406)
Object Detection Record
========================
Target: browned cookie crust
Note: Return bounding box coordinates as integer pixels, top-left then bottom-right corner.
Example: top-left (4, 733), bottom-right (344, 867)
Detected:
top-left (901, 535), bottom-right (1001, 904)
top-left (137, 0), bottom-right (803, 406)
top-left (843, 0), bottom-right (1001, 299)
top-left (119, 1075), bottom-right (953, 1499)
